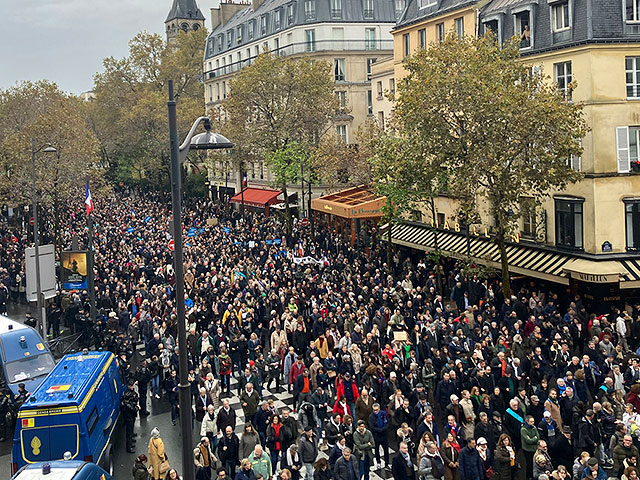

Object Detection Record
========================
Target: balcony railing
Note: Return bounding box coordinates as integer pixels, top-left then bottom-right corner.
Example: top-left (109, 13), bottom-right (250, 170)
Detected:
top-left (203, 39), bottom-right (393, 78)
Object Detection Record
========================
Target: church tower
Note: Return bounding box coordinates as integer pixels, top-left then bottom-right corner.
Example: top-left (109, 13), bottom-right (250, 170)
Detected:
top-left (165, 0), bottom-right (205, 43)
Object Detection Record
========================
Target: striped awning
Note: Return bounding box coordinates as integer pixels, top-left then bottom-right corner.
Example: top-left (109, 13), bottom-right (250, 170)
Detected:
top-left (387, 222), bottom-right (640, 287)
top-left (388, 222), bottom-right (573, 284)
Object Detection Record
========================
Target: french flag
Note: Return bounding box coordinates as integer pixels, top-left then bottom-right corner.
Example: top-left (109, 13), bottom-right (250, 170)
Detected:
top-left (131, 209), bottom-right (135, 220)
top-left (85, 182), bottom-right (94, 216)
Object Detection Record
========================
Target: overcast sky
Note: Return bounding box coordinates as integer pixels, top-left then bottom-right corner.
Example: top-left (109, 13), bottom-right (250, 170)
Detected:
top-left (1, 0), bottom-right (221, 95)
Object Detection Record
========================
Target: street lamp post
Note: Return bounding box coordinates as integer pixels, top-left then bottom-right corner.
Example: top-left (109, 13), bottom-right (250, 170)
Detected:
top-left (167, 79), bottom-right (233, 480)
top-left (31, 138), bottom-right (57, 337)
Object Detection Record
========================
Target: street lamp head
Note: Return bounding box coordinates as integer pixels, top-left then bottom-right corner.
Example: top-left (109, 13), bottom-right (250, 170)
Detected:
top-left (43, 145), bottom-right (57, 153)
top-left (190, 131), bottom-right (234, 150)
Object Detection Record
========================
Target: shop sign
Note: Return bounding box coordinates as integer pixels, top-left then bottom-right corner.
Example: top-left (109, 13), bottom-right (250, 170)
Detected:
top-left (425, 219), bottom-right (520, 243)
top-left (573, 272), bottom-right (619, 283)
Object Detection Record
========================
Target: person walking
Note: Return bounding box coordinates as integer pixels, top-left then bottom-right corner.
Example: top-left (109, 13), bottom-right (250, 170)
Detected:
top-left (299, 426), bottom-right (319, 480)
top-left (368, 403), bottom-right (390, 469)
top-left (148, 427), bottom-right (167, 480)
top-left (240, 423), bottom-right (261, 461)
top-left (333, 448), bottom-right (359, 480)
top-left (391, 442), bottom-right (416, 480)
top-left (240, 383), bottom-right (260, 427)
top-left (458, 438), bottom-right (483, 480)
top-left (133, 454), bottom-right (154, 480)
top-left (419, 441), bottom-right (445, 480)
top-left (352, 420), bottom-right (375, 480)
top-left (267, 414), bottom-right (288, 470)
top-left (121, 380), bottom-right (140, 454)
top-left (201, 405), bottom-right (218, 448)
top-left (235, 459), bottom-right (256, 480)
top-left (249, 445), bottom-right (272, 480)
top-left (520, 415), bottom-right (540, 480)
top-left (218, 425), bottom-right (240, 478)
top-left (194, 436), bottom-right (217, 480)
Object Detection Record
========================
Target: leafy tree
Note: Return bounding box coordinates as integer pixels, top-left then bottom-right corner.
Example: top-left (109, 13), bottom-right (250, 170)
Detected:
top-left (0, 81), bottom-right (103, 254)
top-left (88, 29), bottom-right (208, 189)
top-left (394, 33), bottom-right (588, 296)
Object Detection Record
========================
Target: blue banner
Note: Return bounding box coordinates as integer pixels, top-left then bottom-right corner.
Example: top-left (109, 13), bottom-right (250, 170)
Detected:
top-left (127, 227), bottom-right (134, 233)
top-left (144, 216), bottom-right (152, 223)
top-left (222, 227), bottom-right (231, 233)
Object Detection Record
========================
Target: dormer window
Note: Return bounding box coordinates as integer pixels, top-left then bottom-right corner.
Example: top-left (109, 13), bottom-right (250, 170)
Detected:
top-left (395, 0), bottom-right (406, 18)
top-left (305, 0), bottom-right (316, 21)
top-left (364, 0), bottom-right (374, 19)
top-left (248, 22), bottom-right (255, 40)
top-left (227, 31), bottom-right (233, 47)
top-left (217, 35), bottom-right (223, 50)
top-left (274, 9), bottom-right (281, 30)
top-left (551, 1), bottom-right (570, 31)
top-left (261, 15), bottom-right (267, 35)
top-left (627, 0), bottom-right (640, 23)
top-left (287, 4), bottom-right (295, 24)
top-left (418, 0), bottom-right (437, 8)
top-left (237, 26), bottom-right (243, 43)
top-left (332, 0), bottom-right (342, 18)
top-left (514, 10), bottom-right (532, 49)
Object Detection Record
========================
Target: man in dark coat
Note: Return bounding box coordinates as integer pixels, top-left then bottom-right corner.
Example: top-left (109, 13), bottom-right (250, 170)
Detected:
top-left (550, 426), bottom-right (575, 472)
top-left (217, 399), bottom-right (237, 433)
top-left (217, 426), bottom-right (240, 477)
top-left (458, 438), bottom-right (484, 480)
top-left (334, 448), bottom-right (359, 480)
top-left (391, 442), bottom-right (416, 480)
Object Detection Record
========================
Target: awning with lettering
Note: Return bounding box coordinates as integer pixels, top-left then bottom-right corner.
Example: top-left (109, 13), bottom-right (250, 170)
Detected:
top-left (562, 258), bottom-right (629, 284)
top-left (311, 185), bottom-right (385, 219)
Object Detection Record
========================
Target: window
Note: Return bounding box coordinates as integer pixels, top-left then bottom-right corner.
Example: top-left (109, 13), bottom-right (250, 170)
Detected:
top-left (555, 198), bottom-right (583, 249)
top-left (455, 17), bottom-right (465, 39)
top-left (554, 61), bottom-right (572, 100)
top-left (367, 90), bottom-right (373, 115)
top-left (337, 125), bottom-right (347, 143)
top-left (305, 0), bottom-right (316, 20)
top-left (216, 83), bottom-right (221, 100)
top-left (389, 78), bottom-right (396, 95)
top-left (522, 200), bottom-right (536, 237)
top-left (395, 0), bottom-right (406, 18)
top-left (274, 38), bottom-right (280, 51)
top-left (364, 0), bottom-right (374, 19)
top-left (86, 406), bottom-right (100, 436)
top-left (627, 0), bottom-right (640, 22)
top-left (334, 58), bottom-right (346, 81)
top-left (331, 0), bottom-right (342, 18)
top-left (568, 153), bottom-right (582, 171)
top-left (552, 2), bottom-right (570, 31)
top-left (418, 0), bottom-right (437, 8)
top-left (484, 19), bottom-right (499, 37)
top-left (626, 200), bottom-right (640, 250)
top-left (305, 29), bottom-right (316, 52)
top-left (208, 85), bottom-right (213, 102)
top-left (437, 213), bottom-right (445, 227)
top-left (378, 111), bottom-right (385, 129)
top-left (336, 91), bottom-right (347, 108)
top-left (237, 52), bottom-right (242, 65)
top-left (246, 48), bottom-right (251, 64)
top-left (403, 33), bottom-right (410, 57)
top-left (287, 4), bottom-right (295, 24)
top-left (248, 22), bottom-right (255, 39)
top-left (227, 31), bottom-right (233, 47)
top-left (261, 16), bottom-right (267, 35)
top-left (436, 23), bottom-right (445, 43)
top-left (365, 28), bottom-right (377, 50)
top-left (237, 26), bottom-right (243, 43)
top-left (616, 126), bottom-right (640, 173)
top-left (366, 58), bottom-right (377, 80)
top-left (627, 57), bottom-right (640, 98)
top-left (515, 11), bottom-right (532, 48)
top-left (274, 10), bottom-right (281, 30)
top-left (377, 81), bottom-right (383, 98)
top-left (222, 81), bottom-right (227, 99)
top-left (255, 46), bottom-right (260, 56)
top-left (418, 29), bottom-right (426, 48)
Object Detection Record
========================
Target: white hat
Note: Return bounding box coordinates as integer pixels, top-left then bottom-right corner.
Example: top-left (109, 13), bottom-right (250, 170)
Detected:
top-left (543, 411), bottom-right (551, 418)
top-left (477, 437), bottom-right (487, 445)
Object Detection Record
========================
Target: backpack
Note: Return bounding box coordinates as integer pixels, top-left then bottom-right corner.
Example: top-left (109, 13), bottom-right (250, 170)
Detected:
top-left (431, 456), bottom-right (445, 479)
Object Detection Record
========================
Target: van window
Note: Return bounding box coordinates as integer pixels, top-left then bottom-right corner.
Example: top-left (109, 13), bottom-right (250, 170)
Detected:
top-left (6, 354), bottom-right (55, 384)
top-left (86, 406), bottom-right (99, 436)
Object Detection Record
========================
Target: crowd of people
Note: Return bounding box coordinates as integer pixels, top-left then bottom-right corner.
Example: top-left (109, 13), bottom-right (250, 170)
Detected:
top-left (2, 191), bottom-right (640, 480)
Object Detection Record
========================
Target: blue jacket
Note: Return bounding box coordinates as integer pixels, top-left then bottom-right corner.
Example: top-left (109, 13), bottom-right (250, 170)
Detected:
top-left (459, 446), bottom-right (484, 480)
top-left (581, 465), bottom-right (607, 480)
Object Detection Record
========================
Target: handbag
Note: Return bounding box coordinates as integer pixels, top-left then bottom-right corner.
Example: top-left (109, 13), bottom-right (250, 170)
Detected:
top-left (484, 466), bottom-right (495, 479)
top-left (159, 454), bottom-right (170, 475)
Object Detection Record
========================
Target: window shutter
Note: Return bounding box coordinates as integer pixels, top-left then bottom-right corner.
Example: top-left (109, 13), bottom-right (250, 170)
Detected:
top-left (616, 126), bottom-right (631, 173)
top-left (570, 154), bottom-right (581, 171)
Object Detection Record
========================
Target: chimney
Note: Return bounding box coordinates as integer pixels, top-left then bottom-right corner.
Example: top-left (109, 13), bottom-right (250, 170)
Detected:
top-left (211, 6), bottom-right (223, 31)
top-left (212, 2), bottom-right (249, 30)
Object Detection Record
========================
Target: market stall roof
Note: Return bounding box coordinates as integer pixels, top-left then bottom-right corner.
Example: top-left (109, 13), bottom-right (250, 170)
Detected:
top-left (311, 185), bottom-right (385, 219)
top-left (230, 188), bottom-right (282, 208)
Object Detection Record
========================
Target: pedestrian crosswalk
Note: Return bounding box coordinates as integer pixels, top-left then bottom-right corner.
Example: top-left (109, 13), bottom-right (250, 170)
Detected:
top-left (227, 375), bottom-right (394, 480)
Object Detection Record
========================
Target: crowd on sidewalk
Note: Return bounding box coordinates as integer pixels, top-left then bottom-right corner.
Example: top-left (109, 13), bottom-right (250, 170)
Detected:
top-left (2, 192), bottom-right (640, 480)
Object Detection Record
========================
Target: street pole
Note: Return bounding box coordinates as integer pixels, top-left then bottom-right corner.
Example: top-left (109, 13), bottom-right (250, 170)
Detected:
top-left (240, 162), bottom-right (245, 219)
top-left (300, 162), bottom-right (304, 219)
top-left (167, 80), bottom-right (195, 480)
top-left (31, 138), bottom-right (45, 337)
top-left (87, 206), bottom-right (96, 321)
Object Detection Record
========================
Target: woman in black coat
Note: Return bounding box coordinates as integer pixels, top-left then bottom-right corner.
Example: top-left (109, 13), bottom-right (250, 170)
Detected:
top-left (281, 445), bottom-right (303, 480)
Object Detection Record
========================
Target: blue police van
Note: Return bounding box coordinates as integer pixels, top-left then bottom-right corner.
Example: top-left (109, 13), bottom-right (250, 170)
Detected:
top-left (0, 316), bottom-right (55, 397)
top-left (11, 460), bottom-right (113, 480)
top-left (12, 351), bottom-right (124, 475)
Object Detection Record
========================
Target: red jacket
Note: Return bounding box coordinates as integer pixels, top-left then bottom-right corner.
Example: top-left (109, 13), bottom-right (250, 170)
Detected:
top-left (332, 400), bottom-right (351, 417)
top-left (336, 379), bottom-right (360, 403)
top-left (289, 361), bottom-right (305, 384)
